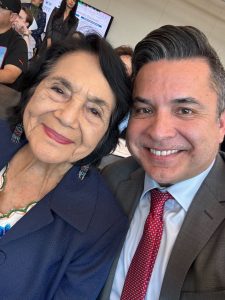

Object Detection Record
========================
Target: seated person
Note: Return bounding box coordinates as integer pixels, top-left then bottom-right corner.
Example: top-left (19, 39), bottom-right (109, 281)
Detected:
top-left (99, 45), bottom-right (133, 168)
top-left (12, 7), bottom-right (36, 60)
top-left (0, 0), bottom-right (28, 91)
top-left (115, 45), bottom-right (133, 77)
top-left (22, 0), bottom-right (46, 52)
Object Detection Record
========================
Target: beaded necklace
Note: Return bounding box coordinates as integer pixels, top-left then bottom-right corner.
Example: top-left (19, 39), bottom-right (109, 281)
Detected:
top-left (0, 164), bottom-right (37, 220)
top-left (0, 164), bottom-right (8, 192)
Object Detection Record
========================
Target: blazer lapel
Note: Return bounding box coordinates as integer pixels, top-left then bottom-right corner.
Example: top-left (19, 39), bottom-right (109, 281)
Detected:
top-left (160, 155), bottom-right (225, 300)
top-left (0, 194), bottom-right (54, 246)
top-left (99, 168), bottom-right (145, 299)
top-left (115, 168), bottom-right (145, 222)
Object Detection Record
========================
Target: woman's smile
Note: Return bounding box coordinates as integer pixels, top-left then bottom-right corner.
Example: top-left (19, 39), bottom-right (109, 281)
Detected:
top-left (43, 124), bottom-right (74, 145)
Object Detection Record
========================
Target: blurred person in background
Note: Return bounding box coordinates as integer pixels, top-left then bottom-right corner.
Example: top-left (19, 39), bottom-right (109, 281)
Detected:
top-left (12, 7), bottom-right (36, 60)
top-left (45, 0), bottom-right (79, 48)
top-left (115, 45), bottom-right (133, 77)
top-left (0, 0), bottom-right (28, 91)
top-left (99, 45), bottom-right (133, 169)
top-left (22, 0), bottom-right (46, 52)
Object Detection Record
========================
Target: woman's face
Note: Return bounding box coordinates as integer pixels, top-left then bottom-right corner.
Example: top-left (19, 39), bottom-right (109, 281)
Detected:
top-left (23, 51), bottom-right (116, 166)
top-left (66, 0), bottom-right (76, 9)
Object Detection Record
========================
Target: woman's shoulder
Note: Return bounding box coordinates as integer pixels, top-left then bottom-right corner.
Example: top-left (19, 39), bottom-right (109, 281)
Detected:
top-left (0, 119), bottom-right (11, 137)
top-left (51, 7), bottom-right (59, 15)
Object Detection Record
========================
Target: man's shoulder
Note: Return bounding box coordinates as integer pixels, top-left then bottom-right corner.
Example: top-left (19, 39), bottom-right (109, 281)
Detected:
top-left (102, 156), bottom-right (140, 175)
top-left (101, 157), bottom-right (143, 189)
top-left (0, 28), bottom-right (26, 47)
top-left (10, 29), bottom-right (26, 45)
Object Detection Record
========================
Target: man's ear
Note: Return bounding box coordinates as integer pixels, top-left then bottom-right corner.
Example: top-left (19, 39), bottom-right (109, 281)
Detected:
top-left (10, 13), bottom-right (18, 23)
top-left (218, 111), bottom-right (225, 143)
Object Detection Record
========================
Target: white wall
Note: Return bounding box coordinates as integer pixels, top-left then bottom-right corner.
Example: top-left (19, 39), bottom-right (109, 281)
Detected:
top-left (85, 0), bottom-right (225, 65)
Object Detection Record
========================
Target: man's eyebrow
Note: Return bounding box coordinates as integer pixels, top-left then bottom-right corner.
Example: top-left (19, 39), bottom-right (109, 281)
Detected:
top-left (171, 97), bottom-right (203, 107)
top-left (132, 97), bottom-right (152, 105)
top-left (133, 96), bottom-right (203, 107)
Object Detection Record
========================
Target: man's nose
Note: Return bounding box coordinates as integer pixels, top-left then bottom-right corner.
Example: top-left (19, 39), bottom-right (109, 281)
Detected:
top-left (148, 111), bottom-right (176, 141)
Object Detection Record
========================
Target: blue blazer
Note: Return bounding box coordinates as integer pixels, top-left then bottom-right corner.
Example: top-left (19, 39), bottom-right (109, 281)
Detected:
top-left (0, 120), bottom-right (128, 299)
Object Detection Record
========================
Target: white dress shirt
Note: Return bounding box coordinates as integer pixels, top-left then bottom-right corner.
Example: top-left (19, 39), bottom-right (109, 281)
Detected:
top-left (110, 161), bottom-right (214, 300)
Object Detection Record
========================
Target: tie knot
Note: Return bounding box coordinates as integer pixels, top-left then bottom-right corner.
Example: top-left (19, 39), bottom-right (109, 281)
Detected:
top-left (150, 189), bottom-right (172, 215)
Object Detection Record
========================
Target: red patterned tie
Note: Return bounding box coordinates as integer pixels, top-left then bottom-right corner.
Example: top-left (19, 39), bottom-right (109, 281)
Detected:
top-left (121, 189), bottom-right (172, 300)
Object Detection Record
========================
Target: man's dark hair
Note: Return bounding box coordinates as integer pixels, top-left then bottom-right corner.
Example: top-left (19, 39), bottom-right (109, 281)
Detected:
top-left (22, 7), bottom-right (34, 27)
top-left (132, 25), bottom-right (225, 115)
top-left (8, 34), bottom-right (131, 166)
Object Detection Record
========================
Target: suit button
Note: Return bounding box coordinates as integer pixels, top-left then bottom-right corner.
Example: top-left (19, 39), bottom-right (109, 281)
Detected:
top-left (0, 250), bottom-right (6, 264)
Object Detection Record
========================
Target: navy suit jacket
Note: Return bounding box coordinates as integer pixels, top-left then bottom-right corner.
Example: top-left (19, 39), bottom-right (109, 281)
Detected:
top-left (0, 120), bottom-right (128, 299)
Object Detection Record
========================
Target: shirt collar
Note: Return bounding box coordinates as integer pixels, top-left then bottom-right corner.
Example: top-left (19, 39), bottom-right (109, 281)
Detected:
top-left (142, 160), bottom-right (215, 212)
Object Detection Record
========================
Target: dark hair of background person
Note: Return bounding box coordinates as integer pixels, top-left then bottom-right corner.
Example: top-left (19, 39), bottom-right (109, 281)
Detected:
top-left (132, 25), bottom-right (225, 116)
top-left (54, 0), bottom-right (78, 25)
top-left (115, 45), bottom-right (133, 139)
top-left (115, 45), bottom-right (133, 57)
top-left (22, 7), bottom-right (34, 27)
top-left (72, 30), bottom-right (85, 40)
top-left (8, 34), bottom-right (131, 166)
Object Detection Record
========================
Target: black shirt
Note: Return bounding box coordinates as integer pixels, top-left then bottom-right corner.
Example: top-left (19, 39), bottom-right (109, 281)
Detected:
top-left (0, 28), bottom-right (28, 91)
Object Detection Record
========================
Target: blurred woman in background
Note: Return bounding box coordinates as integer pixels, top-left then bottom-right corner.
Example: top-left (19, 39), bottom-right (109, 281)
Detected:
top-left (45, 0), bottom-right (79, 48)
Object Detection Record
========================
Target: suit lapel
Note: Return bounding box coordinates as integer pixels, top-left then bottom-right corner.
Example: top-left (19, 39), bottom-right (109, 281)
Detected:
top-left (160, 155), bottom-right (225, 300)
top-left (99, 168), bottom-right (145, 299)
top-left (115, 168), bottom-right (145, 222)
top-left (0, 194), bottom-right (54, 246)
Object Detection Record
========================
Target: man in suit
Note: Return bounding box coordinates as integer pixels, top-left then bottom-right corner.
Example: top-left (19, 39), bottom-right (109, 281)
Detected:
top-left (100, 25), bottom-right (225, 300)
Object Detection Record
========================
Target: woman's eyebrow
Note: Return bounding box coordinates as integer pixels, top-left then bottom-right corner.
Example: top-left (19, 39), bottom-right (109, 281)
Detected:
top-left (48, 76), bottom-right (73, 91)
top-left (48, 76), bottom-right (112, 110)
top-left (87, 96), bottom-right (112, 111)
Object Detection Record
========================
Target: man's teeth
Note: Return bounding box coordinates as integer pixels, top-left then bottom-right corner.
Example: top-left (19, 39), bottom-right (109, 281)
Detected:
top-left (150, 149), bottom-right (179, 156)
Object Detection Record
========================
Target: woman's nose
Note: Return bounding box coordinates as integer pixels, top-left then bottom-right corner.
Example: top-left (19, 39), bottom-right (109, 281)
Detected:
top-left (54, 102), bottom-right (81, 128)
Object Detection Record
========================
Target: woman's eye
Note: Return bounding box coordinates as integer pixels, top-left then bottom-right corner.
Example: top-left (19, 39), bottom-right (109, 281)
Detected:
top-left (90, 107), bottom-right (101, 118)
top-left (51, 86), bottom-right (64, 94)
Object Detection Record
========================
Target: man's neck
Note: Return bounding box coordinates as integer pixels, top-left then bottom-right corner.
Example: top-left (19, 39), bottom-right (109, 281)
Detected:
top-left (0, 25), bottom-right (11, 34)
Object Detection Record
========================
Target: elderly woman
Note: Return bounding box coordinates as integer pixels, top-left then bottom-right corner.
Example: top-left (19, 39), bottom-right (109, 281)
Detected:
top-left (0, 34), bottom-right (131, 299)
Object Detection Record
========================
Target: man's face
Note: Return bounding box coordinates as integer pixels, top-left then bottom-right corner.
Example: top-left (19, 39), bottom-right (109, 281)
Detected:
top-left (127, 58), bottom-right (225, 186)
top-left (0, 6), bottom-right (11, 27)
top-left (12, 10), bottom-right (28, 32)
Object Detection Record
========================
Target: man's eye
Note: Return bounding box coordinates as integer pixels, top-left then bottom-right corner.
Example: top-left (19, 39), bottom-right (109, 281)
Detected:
top-left (178, 108), bottom-right (193, 115)
top-left (132, 107), bottom-right (153, 116)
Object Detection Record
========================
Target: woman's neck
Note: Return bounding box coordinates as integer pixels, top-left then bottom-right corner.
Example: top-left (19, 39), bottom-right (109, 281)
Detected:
top-left (10, 144), bottom-right (73, 188)
top-left (64, 6), bottom-right (71, 19)
top-left (0, 144), bottom-right (73, 214)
